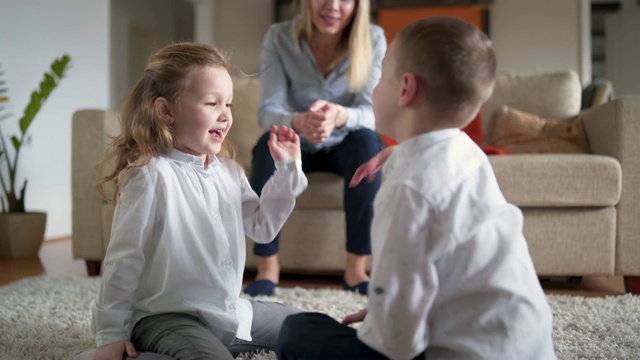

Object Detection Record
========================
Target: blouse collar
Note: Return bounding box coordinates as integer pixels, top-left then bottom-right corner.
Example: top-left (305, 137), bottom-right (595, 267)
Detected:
top-left (167, 149), bottom-right (219, 172)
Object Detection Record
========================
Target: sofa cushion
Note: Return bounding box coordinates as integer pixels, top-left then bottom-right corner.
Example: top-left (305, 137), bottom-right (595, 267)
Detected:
top-left (523, 207), bottom-right (615, 275)
top-left (296, 173), bottom-right (344, 209)
top-left (228, 76), bottom-right (264, 171)
top-left (481, 70), bottom-right (582, 144)
top-left (489, 154), bottom-right (621, 207)
top-left (246, 209), bottom-right (351, 272)
top-left (488, 106), bottom-right (590, 154)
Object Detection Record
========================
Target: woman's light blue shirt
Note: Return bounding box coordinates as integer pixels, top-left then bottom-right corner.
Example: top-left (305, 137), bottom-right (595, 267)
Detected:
top-left (258, 18), bottom-right (387, 153)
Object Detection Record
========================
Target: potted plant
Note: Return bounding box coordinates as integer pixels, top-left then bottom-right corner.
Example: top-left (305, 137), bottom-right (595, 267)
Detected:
top-left (0, 54), bottom-right (71, 259)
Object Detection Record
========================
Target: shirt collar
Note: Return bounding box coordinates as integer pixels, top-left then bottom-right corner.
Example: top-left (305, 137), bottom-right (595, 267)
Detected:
top-left (383, 129), bottom-right (461, 177)
top-left (167, 149), bottom-right (219, 172)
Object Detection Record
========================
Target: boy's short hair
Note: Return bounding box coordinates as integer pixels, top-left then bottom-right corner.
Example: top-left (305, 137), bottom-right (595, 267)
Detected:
top-left (396, 16), bottom-right (496, 126)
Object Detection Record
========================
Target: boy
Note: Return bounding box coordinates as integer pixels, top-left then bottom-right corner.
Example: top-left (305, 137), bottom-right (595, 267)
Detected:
top-left (276, 17), bottom-right (556, 360)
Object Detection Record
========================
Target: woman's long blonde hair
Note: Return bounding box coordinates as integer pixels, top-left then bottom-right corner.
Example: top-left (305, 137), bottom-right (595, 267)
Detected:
top-left (98, 42), bottom-right (231, 204)
top-left (293, 0), bottom-right (372, 91)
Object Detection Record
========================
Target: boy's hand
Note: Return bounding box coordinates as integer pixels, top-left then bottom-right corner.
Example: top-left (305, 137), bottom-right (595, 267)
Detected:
top-left (349, 146), bottom-right (396, 187)
top-left (93, 339), bottom-right (138, 360)
top-left (268, 125), bottom-right (301, 162)
top-left (342, 308), bottom-right (368, 325)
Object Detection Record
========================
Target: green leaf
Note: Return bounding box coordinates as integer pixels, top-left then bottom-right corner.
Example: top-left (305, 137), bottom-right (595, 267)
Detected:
top-left (31, 90), bottom-right (41, 105)
top-left (21, 95), bottom-right (39, 133)
top-left (50, 54), bottom-right (71, 79)
top-left (21, 103), bottom-right (37, 134)
top-left (11, 135), bottom-right (20, 151)
top-left (51, 60), bottom-right (64, 78)
top-left (40, 73), bottom-right (55, 98)
top-left (0, 54), bottom-right (72, 212)
top-left (61, 54), bottom-right (71, 68)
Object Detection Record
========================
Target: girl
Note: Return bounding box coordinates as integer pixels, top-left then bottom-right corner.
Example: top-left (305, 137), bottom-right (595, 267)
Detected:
top-left (87, 43), bottom-right (307, 360)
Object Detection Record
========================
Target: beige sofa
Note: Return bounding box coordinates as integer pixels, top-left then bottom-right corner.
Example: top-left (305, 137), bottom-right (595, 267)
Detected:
top-left (71, 71), bottom-right (640, 292)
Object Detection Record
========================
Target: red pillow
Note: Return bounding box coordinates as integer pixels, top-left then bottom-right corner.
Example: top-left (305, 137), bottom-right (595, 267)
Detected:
top-left (379, 134), bottom-right (398, 147)
top-left (462, 111), bottom-right (483, 145)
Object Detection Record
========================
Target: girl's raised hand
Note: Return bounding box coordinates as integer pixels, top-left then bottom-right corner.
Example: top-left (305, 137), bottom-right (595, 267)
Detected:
top-left (267, 125), bottom-right (301, 162)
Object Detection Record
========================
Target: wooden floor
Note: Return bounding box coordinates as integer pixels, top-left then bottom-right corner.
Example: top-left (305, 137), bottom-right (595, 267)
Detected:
top-left (0, 238), bottom-right (628, 297)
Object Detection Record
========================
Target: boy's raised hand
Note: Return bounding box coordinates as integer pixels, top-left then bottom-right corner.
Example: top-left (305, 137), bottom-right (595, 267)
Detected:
top-left (349, 146), bottom-right (396, 187)
top-left (268, 125), bottom-right (301, 162)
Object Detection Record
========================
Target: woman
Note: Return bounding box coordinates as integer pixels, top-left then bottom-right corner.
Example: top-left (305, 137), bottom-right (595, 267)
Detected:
top-left (244, 0), bottom-right (386, 297)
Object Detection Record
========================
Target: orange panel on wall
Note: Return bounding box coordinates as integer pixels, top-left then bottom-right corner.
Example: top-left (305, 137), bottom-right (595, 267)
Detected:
top-left (377, 6), bottom-right (487, 44)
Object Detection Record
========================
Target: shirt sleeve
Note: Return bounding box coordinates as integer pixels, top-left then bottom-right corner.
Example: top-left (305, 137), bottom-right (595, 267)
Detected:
top-left (258, 24), bottom-right (294, 131)
top-left (342, 25), bottom-right (387, 131)
top-left (358, 183), bottom-right (436, 360)
top-left (240, 159), bottom-right (308, 243)
top-left (92, 167), bottom-right (157, 346)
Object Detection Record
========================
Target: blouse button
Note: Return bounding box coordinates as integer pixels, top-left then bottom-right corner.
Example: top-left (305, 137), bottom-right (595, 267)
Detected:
top-left (214, 213), bottom-right (221, 221)
top-left (228, 304), bottom-right (236, 311)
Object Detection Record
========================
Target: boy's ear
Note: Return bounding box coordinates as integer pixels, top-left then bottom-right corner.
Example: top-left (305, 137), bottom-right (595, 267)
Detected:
top-left (154, 97), bottom-right (174, 125)
top-left (398, 72), bottom-right (418, 107)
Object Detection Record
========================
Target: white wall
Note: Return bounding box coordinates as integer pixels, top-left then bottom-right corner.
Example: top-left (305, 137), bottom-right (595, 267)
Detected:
top-left (489, 0), bottom-right (589, 82)
top-left (605, 0), bottom-right (640, 96)
top-left (191, 0), bottom-right (216, 45)
top-left (0, 0), bottom-right (111, 239)
top-left (212, 0), bottom-right (275, 76)
top-left (110, 0), bottom-right (194, 108)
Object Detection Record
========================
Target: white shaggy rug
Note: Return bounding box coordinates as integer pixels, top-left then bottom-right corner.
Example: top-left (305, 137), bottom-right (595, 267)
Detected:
top-left (1, 275), bottom-right (639, 360)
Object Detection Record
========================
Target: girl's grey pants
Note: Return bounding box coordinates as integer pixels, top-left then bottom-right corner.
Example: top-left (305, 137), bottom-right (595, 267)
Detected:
top-left (73, 299), bottom-right (300, 360)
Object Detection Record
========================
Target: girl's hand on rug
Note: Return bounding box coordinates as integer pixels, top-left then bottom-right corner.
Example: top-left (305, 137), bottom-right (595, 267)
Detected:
top-left (342, 308), bottom-right (368, 325)
top-left (94, 339), bottom-right (138, 360)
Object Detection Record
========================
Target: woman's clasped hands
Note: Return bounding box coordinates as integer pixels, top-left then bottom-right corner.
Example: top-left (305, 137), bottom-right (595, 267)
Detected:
top-left (294, 100), bottom-right (343, 144)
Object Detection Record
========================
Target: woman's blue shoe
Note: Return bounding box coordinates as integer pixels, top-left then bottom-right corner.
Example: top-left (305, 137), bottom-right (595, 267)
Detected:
top-left (342, 279), bottom-right (368, 296)
top-left (243, 279), bottom-right (278, 296)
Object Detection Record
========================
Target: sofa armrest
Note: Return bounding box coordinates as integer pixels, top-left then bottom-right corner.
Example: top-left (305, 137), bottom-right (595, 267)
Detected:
top-left (71, 110), bottom-right (120, 261)
top-left (581, 95), bottom-right (640, 274)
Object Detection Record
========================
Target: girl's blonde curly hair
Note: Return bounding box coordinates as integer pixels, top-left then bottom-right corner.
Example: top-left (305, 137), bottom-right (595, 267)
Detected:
top-left (98, 42), bottom-right (233, 204)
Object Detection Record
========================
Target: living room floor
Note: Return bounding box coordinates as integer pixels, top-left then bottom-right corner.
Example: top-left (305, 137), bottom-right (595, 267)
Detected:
top-left (0, 238), bottom-right (627, 297)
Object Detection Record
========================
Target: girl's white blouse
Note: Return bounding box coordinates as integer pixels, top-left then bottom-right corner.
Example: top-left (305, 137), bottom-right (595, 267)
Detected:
top-left (92, 150), bottom-right (307, 346)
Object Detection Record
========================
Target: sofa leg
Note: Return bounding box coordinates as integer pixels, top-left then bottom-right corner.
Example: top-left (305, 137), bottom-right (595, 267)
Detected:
top-left (86, 260), bottom-right (102, 276)
top-left (624, 276), bottom-right (640, 294)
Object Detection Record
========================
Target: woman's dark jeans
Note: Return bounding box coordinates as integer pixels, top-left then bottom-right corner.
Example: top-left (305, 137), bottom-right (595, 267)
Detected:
top-left (250, 128), bottom-right (382, 257)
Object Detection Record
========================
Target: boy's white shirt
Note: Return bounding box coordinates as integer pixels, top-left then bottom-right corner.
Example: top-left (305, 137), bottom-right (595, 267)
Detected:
top-left (92, 149), bottom-right (307, 347)
top-left (358, 129), bottom-right (556, 360)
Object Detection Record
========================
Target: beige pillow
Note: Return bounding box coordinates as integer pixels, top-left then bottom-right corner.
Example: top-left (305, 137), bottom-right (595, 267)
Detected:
top-left (481, 70), bottom-right (582, 143)
top-left (488, 106), bottom-right (590, 154)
